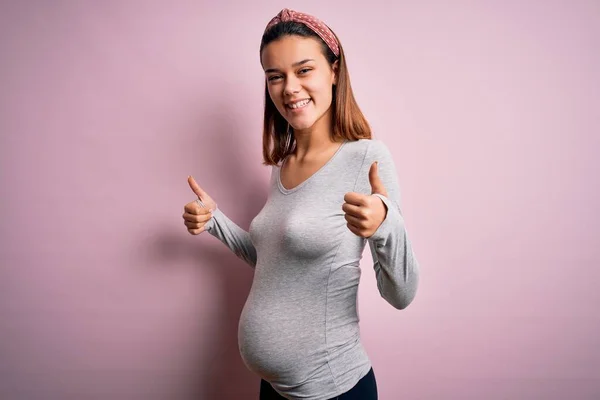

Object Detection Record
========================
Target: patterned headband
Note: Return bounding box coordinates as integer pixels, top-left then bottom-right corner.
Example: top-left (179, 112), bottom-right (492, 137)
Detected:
top-left (264, 8), bottom-right (340, 57)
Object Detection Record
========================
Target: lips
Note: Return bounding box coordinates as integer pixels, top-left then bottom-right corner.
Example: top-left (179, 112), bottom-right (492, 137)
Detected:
top-left (286, 98), bottom-right (312, 110)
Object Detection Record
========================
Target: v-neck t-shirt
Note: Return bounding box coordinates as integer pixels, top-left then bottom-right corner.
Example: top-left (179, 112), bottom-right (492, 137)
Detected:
top-left (203, 138), bottom-right (420, 400)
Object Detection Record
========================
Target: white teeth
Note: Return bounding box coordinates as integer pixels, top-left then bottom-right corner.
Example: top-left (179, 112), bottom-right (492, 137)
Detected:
top-left (288, 99), bottom-right (311, 109)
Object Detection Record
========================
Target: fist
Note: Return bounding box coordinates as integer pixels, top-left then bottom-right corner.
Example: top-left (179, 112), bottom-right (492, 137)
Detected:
top-left (183, 175), bottom-right (217, 235)
top-left (342, 161), bottom-right (389, 238)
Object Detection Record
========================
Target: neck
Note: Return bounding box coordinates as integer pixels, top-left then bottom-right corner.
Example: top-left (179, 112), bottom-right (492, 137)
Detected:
top-left (292, 109), bottom-right (340, 160)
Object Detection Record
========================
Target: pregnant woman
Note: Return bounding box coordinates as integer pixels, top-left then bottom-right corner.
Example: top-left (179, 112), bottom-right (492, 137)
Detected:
top-left (182, 8), bottom-right (420, 400)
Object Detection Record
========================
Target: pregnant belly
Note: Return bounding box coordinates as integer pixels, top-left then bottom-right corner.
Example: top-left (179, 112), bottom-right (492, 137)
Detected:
top-left (237, 292), bottom-right (326, 380)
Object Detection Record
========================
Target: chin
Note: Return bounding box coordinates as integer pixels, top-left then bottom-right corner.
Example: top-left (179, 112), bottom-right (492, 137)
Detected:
top-left (289, 120), bottom-right (316, 131)
top-left (287, 114), bottom-right (319, 131)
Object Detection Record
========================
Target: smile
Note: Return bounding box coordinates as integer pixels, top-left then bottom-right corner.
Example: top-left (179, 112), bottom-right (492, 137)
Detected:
top-left (286, 99), bottom-right (312, 110)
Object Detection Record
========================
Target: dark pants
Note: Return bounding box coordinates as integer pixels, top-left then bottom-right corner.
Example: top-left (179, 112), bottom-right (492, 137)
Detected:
top-left (259, 367), bottom-right (378, 400)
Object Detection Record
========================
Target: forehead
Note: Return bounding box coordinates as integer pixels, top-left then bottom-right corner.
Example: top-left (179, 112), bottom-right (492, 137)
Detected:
top-left (261, 35), bottom-right (325, 69)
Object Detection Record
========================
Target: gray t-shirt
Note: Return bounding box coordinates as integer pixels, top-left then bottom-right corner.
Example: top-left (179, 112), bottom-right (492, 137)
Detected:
top-left (203, 138), bottom-right (420, 400)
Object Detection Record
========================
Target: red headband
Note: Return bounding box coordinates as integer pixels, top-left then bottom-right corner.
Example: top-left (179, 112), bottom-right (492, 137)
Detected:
top-left (264, 8), bottom-right (340, 57)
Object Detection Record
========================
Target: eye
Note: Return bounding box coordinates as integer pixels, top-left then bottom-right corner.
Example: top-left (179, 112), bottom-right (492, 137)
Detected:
top-left (268, 75), bottom-right (282, 82)
top-left (299, 68), bottom-right (312, 75)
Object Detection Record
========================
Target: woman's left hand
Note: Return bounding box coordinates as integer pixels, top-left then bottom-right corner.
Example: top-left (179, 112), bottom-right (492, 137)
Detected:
top-left (343, 161), bottom-right (389, 238)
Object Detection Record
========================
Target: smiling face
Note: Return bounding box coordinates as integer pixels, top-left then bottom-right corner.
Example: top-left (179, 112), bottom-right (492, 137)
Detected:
top-left (261, 35), bottom-right (338, 134)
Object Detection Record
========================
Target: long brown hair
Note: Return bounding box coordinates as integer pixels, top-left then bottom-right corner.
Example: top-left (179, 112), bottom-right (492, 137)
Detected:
top-left (259, 21), bottom-right (372, 166)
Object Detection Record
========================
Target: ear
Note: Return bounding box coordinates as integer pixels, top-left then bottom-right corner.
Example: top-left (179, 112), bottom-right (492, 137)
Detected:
top-left (332, 59), bottom-right (339, 85)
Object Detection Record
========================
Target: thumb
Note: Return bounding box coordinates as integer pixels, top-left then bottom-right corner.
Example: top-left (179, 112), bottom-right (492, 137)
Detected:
top-left (188, 175), bottom-right (207, 200)
top-left (369, 162), bottom-right (387, 196)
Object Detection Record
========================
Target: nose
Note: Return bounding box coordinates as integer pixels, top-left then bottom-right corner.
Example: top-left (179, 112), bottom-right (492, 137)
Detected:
top-left (283, 75), bottom-right (301, 96)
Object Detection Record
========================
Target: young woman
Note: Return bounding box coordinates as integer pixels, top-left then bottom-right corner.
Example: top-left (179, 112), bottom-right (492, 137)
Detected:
top-left (183, 8), bottom-right (420, 400)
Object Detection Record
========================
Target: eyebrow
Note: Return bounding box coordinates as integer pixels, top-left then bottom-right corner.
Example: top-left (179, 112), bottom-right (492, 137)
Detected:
top-left (264, 59), bottom-right (315, 74)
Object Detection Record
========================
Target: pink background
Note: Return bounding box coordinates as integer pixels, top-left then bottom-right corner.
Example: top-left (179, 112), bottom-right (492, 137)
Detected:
top-left (1, 1), bottom-right (599, 399)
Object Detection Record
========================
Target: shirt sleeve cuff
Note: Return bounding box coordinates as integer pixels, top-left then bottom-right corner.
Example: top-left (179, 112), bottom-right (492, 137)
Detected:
top-left (368, 194), bottom-right (405, 244)
top-left (203, 204), bottom-right (220, 233)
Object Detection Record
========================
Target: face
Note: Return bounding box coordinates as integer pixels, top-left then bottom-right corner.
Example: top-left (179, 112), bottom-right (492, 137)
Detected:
top-left (261, 35), bottom-right (338, 133)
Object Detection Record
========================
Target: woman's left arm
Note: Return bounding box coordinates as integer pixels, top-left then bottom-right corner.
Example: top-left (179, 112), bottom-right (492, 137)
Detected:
top-left (356, 140), bottom-right (420, 310)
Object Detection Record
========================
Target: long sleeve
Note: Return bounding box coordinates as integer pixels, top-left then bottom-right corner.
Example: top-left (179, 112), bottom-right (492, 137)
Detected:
top-left (203, 205), bottom-right (257, 268)
top-left (353, 139), bottom-right (420, 310)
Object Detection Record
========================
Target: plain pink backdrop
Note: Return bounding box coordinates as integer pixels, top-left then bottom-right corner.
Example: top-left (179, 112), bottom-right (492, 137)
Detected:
top-left (1, 1), bottom-right (599, 399)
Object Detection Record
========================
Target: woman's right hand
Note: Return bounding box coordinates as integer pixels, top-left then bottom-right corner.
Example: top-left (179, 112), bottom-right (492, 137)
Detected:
top-left (183, 175), bottom-right (217, 235)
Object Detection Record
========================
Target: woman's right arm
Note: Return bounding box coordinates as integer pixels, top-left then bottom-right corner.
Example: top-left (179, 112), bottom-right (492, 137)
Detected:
top-left (184, 176), bottom-right (257, 268)
top-left (203, 205), bottom-right (257, 268)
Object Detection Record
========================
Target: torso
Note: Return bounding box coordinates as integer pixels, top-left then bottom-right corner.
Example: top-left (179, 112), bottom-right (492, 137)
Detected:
top-left (239, 138), bottom-right (375, 398)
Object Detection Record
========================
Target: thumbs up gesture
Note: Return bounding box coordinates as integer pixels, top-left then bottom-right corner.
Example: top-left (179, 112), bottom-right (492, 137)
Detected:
top-left (342, 162), bottom-right (389, 238)
top-left (183, 175), bottom-right (217, 235)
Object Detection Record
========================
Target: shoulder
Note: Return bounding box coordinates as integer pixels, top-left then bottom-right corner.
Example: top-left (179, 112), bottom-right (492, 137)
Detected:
top-left (345, 138), bottom-right (392, 163)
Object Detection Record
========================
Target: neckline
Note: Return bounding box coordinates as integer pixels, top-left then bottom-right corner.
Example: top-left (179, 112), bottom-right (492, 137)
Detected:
top-left (277, 139), bottom-right (348, 195)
